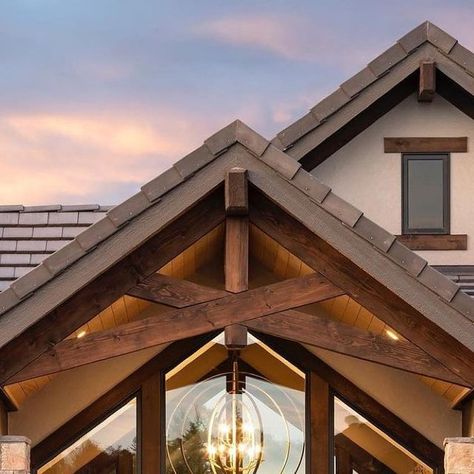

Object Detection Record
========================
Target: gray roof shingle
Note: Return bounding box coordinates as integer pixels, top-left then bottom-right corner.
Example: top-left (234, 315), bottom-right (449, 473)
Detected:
top-left (0, 205), bottom-right (111, 291)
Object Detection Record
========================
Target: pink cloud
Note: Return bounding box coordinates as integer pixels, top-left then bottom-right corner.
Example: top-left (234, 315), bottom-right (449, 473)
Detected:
top-left (194, 14), bottom-right (378, 68)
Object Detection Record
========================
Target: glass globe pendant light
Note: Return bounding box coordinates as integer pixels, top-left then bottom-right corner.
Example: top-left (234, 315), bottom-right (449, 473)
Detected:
top-left (206, 355), bottom-right (264, 474)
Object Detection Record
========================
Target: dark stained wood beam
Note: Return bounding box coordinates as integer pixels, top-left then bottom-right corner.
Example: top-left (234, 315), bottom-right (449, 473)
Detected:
top-left (225, 218), bottom-right (249, 293)
top-left (224, 324), bottom-right (248, 349)
top-left (418, 61), bottom-right (436, 102)
top-left (8, 273), bottom-right (343, 383)
top-left (225, 167), bottom-right (248, 216)
top-left (397, 234), bottom-right (467, 251)
top-left (256, 334), bottom-right (445, 472)
top-left (0, 189), bottom-right (226, 386)
top-left (225, 167), bottom-right (249, 294)
top-left (384, 136), bottom-right (468, 153)
top-left (245, 310), bottom-right (468, 386)
top-left (129, 275), bottom-right (465, 384)
top-left (308, 371), bottom-right (331, 474)
top-left (249, 189), bottom-right (474, 387)
top-left (127, 273), bottom-right (227, 307)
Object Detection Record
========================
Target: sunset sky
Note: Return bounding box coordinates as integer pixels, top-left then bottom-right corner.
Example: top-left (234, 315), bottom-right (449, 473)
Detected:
top-left (0, 0), bottom-right (472, 204)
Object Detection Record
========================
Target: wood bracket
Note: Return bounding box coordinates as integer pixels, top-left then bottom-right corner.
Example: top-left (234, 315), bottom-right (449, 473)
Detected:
top-left (418, 61), bottom-right (436, 102)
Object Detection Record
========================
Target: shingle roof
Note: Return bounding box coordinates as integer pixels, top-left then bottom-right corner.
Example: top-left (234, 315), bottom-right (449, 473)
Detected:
top-left (274, 21), bottom-right (474, 159)
top-left (0, 205), bottom-right (112, 291)
top-left (0, 119), bottom-right (473, 357)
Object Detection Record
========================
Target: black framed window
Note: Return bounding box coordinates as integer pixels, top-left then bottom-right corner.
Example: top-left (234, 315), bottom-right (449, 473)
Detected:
top-left (402, 154), bottom-right (450, 234)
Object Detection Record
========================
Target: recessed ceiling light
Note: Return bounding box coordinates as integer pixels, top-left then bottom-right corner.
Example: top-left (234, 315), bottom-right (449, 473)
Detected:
top-left (385, 329), bottom-right (399, 341)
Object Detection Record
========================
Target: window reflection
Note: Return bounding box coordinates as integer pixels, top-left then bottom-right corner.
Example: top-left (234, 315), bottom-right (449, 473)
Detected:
top-left (39, 398), bottom-right (137, 474)
top-left (334, 398), bottom-right (432, 474)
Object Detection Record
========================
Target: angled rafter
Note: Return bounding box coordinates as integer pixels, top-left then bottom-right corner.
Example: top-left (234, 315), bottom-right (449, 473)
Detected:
top-left (0, 190), bottom-right (226, 386)
top-left (245, 310), bottom-right (468, 386)
top-left (7, 273), bottom-right (342, 383)
top-left (248, 189), bottom-right (474, 387)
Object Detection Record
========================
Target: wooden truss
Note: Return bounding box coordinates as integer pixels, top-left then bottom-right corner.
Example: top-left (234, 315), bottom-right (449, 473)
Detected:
top-left (5, 169), bottom-right (470, 389)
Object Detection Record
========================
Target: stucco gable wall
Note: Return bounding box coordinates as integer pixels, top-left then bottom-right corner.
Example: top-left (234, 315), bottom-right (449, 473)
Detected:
top-left (313, 93), bottom-right (474, 266)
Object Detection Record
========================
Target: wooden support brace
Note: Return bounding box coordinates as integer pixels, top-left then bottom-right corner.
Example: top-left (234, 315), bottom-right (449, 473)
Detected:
top-left (225, 324), bottom-right (248, 350)
top-left (225, 168), bottom-right (248, 216)
top-left (418, 61), bottom-right (436, 102)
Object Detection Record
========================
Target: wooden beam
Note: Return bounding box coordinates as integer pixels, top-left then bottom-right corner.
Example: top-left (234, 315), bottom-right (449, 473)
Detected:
top-left (0, 189), bottom-right (226, 386)
top-left (249, 189), bottom-right (474, 387)
top-left (245, 310), bottom-right (468, 386)
top-left (141, 372), bottom-right (164, 473)
top-left (225, 218), bottom-right (249, 293)
top-left (225, 168), bottom-right (248, 215)
top-left (9, 274), bottom-right (343, 383)
top-left (224, 324), bottom-right (248, 349)
top-left (384, 136), bottom-right (468, 153)
top-left (396, 234), bottom-right (467, 251)
top-left (31, 333), bottom-right (215, 470)
top-left (128, 273), bottom-right (227, 307)
top-left (308, 371), bottom-right (331, 474)
top-left (418, 61), bottom-right (436, 102)
top-left (129, 276), bottom-right (465, 384)
top-left (256, 334), bottom-right (445, 472)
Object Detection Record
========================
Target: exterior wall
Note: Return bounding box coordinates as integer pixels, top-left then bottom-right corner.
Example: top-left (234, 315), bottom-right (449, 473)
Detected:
top-left (308, 347), bottom-right (462, 448)
top-left (8, 346), bottom-right (161, 447)
top-left (313, 93), bottom-right (474, 265)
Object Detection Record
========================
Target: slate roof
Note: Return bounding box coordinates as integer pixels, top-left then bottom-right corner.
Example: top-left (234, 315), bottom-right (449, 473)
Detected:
top-left (274, 21), bottom-right (474, 159)
top-left (0, 205), bottom-right (111, 291)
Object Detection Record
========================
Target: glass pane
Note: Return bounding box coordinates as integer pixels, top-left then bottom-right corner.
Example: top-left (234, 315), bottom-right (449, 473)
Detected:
top-left (406, 157), bottom-right (445, 231)
top-left (166, 334), bottom-right (305, 473)
top-left (39, 398), bottom-right (137, 474)
top-left (334, 398), bottom-right (432, 474)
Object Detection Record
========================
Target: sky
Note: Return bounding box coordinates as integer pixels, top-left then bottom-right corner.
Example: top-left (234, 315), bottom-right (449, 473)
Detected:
top-left (0, 0), bottom-right (473, 204)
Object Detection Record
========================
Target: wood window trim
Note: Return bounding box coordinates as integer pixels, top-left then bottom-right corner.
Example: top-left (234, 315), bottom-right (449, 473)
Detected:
top-left (402, 153), bottom-right (450, 235)
top-left (397, 233), bottom-right (467, 250)
top-left (385, 137), bottom-right (468, 153)
top-left (31, 331), bottom-right (444, 474)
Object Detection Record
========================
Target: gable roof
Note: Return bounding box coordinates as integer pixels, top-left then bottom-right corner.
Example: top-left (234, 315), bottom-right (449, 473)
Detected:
top-left (274, 21), bottom-right (474, 169)
top-left (0, 119), bottom-right (473, 359)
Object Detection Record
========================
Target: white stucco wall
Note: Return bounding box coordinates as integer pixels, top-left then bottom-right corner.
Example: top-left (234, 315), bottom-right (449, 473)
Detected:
top-left (314, 93), bottom-right (474, 265)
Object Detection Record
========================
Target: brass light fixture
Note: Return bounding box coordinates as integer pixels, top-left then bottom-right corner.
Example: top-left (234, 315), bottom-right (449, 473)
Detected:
top-left (166, 327), bottom-right (305, 474)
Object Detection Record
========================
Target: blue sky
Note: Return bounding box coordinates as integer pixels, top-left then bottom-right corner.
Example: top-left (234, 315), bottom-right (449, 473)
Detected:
top-left (0, 0), bottom-right (472, 204)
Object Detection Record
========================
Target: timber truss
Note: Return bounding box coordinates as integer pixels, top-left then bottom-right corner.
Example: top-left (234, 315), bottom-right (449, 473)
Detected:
top-left (5, 169), bottom-right (471, 389)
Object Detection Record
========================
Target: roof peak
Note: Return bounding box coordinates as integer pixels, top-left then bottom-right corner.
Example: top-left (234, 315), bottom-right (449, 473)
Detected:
top-left (273, 20), bottom-right (472, 160)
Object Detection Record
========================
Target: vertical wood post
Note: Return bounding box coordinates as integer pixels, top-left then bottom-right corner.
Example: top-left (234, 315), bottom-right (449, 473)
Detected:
top-left (225, 168), bottom-right (249, 295)
top-left (141, 372), bottom-right (164, 474)
top-left (308, 371), bottom-right (331, 474)
top-left (418, 61), bottom-right (436, 102)
top-left (0, 436), bottom-right (30, 473)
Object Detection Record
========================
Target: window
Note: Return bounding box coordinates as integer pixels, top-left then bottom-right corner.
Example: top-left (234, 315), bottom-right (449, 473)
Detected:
top-left (38, 398), bottom-right (138, 474)
top-left (402, 154), bottom-right (450, 234)
top-left (165, 333), bottom-right (306, 473)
